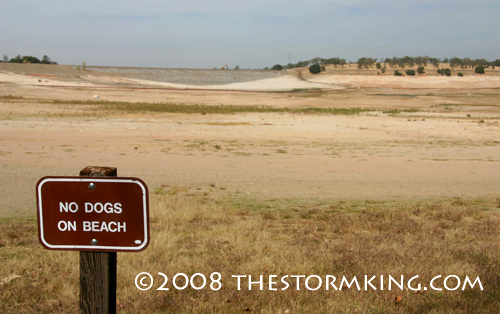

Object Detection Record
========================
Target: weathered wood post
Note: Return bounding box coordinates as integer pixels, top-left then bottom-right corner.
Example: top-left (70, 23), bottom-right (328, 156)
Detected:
top-left (79, 166), bottom-right (118, 314)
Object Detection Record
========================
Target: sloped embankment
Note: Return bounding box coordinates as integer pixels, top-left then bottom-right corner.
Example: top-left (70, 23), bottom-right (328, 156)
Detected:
top-left (86, 66), bottom-right (284, 86)
top-left (0, 64), bottom-right (82, 76)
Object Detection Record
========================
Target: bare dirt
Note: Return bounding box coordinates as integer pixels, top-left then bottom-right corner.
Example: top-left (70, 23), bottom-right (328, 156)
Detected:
top-left (1, 65), bottom-right (499, 219)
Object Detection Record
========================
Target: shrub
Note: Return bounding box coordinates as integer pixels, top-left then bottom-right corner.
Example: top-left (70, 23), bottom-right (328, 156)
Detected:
top-left (437, 68), bottom-right (451, 76)
top-left (458, 72), bottom-right (464, 77)
top-left (417, 66), bottom-right (425, 74)
top-left (394, 70), bottom-right (403, 76)
top-left (475, 65), bottom-right (485, 74)
top-left (309, 64), bottom-right (321, 74)
top-left (406, 69), bottom-right (416, 76)
top-left (271, 64), bottom-right (283, 71)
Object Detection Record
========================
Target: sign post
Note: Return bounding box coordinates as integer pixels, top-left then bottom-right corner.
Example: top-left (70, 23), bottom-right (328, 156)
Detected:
top-left (36, 166), bottom-right (149, 314)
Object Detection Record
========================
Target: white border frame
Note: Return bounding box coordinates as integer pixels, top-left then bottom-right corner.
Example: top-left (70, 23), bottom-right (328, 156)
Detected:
top-left (37, 177), bottom-right (149, 251)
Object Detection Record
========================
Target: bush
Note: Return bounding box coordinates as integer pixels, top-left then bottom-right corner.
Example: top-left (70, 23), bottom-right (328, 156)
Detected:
top-left (458, 72), bottom-right (464, 77)
top-left (271, 64), bottom-right (283, 71)
top-left (394, 70), bottom-right (403, 76)
top-left (309, 64), bottom-right (321, 74)
top-left (475, 65), bottom-right (485, 74)
top-left (417, 66), bottom-right (425, 74)
top-left (437, 68), bottom-right (451, 76)
top-left (406, 69), bottom-right (416, 76)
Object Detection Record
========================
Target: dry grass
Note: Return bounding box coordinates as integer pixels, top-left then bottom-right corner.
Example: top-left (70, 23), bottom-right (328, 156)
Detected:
top-left (0, 95), bottom-right (420, 116)
top-left (1, 195), bottom-right (500, 313)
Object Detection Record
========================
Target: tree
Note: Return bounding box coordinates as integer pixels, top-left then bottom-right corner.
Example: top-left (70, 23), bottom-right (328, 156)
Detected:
top-left (445, 68), bottom-right (451, 76)
top-left (41, 55), bottom-right (55, 64)
top-left (9, 55), bottom-right (22, 63)
top-left (309, 64), bottom-right (321, 74)
top-left (2, 55), bottom-right (7, 62)
top-left (81, 61), bottom-right (86, 71)
top-left (495, 59), bottom-right (500, 67)
top-left (271, 64), bottom-right (283, 70)
top-left (21, 56), bottom-right (41, 63)
top-left (234, 65), bottom-right (240, 70)
top-left (357, 57), bottom-right (371, 69)
top-left (394, 70), bottom-right (403, 76)
top-left (475, 65), bottom-right (485, 74)
top-left (417, 66), bottom-right (425, 74)
top-left (450, 57), bottom-right (463, 69)
top-left (406, 69), bottom-right (416, 76)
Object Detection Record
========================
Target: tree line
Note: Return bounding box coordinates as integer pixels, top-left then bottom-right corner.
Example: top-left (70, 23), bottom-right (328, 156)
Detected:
top-left (268, 57), bottom-right (349, 71)
top-left (269, 56), bottom-right (500, 71)
top-left (1, 54), bottom-right (58, 64)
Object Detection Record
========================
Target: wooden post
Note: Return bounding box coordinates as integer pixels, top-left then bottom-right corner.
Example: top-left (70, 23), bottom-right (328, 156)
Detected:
top-left (79, 166), bottom-right (117, 314)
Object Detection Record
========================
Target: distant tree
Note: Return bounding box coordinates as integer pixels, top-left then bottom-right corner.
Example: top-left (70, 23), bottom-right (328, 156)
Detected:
top-left (81, 61), bottom-right (86, 71)
top-left (357, 57), bottom-right (371, 69)
top-left (309, 64), bottom-right (321, 74)
top-left (271, 64), bottom-right (283, 70)
top-left (320, 65), bottom-right (326, 72)
top-left (41, 55), bottom-right (56, 64)
top-left (2, 55), bottom-right (7, 62)
top-left (495, 59), bottom-right (500, 67)
top-left (263, 67), bottom-right (269, 70)
top-left (18, 56), bottom-right (41, 63)
top-left (406, 69), bottom-right (416, 76)
top-left (443, 58), bottom-right (449, 64)
top-left (458, 72), bottom-right (464, 77)
top-left (9, 55), bottom-right (22, 63)
top-left (310, 57), bottom-right (322, 65)
top-left (339, 59), bottom-right (347, 68)
top-left (394, 70), bottom-right (403, 76)
top-left (404, 56), bottom-right (415, 67)
top-left (357, 57), bottom-right (366, 69)
top-left (234, 65), bottom-right (240, 70)
top-left (450, 57), bottom-right (463, 69)
top-left (376, 62), bottom-right (381, 69)
top-left (475, 65), bottom-right (485, 74)
top-left (417, 66), bottom-right (425, 74)
top-left (444, 68), bottom-right (451, 76)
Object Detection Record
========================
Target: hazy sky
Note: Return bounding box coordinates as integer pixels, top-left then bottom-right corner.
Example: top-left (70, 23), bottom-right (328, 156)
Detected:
top-left (1, 0), bottom-right (499, 69)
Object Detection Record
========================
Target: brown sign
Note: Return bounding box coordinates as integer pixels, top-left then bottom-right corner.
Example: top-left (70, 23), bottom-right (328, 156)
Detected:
top-left (36, 176), bottom-right (149, 252)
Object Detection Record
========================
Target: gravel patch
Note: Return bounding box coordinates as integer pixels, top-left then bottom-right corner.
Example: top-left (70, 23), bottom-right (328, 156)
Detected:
top-left (86, 66), bottom-right (284, 86)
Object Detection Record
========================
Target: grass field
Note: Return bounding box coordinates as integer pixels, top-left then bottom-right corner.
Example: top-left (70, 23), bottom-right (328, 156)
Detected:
top-left (2, 194), bottom-right (500, 313)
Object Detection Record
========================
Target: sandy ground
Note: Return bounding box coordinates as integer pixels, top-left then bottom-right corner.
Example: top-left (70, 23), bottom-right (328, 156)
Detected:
top-left (1, 67), bottom-right (499, 219)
